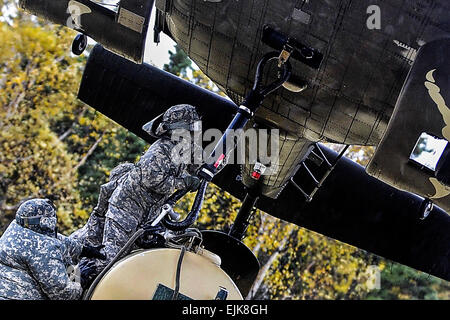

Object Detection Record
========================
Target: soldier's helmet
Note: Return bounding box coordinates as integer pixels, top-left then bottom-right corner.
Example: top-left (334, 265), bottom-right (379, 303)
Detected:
top-left (142, 104), bottom-right (201, 138)
top-left (15, 198), bottom-right (57, 237)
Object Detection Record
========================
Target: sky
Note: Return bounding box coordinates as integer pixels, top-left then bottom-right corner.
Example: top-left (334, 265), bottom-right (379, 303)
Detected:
top-left (144, 7), bottom-right (176, 68)
top-left (83, 3), bottom-right (176, 68)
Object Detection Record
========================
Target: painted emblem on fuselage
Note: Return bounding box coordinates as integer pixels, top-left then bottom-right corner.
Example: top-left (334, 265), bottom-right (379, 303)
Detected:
top-left (67, 0), bottom-right (92, 31)
top-left (424, 69), bottom-right (450, 199)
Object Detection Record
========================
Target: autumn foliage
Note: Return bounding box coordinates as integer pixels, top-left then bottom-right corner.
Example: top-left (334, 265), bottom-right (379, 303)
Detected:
top-left (0, 4), bottom-right (448, 300)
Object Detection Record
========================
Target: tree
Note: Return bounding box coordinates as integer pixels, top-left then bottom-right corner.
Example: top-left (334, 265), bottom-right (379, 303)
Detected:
top-left (163, 44), bottom-right (192, 77)
top-left (0, 3), bottom-right (147, 233)
top-left (0, 19), bottom-right (88, 232)
top-left (365, 262), bottom-right (450, 300)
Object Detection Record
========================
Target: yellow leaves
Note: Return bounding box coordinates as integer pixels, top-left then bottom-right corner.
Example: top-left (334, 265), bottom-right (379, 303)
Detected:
top-left (0, 19), bottom-right (88, 234)
top-left (73, 207), bottom-right (89, 221)
top-left (250, 216), bottom-right (379, 299)
top-left (18, 25), bottom-right (58, 55)
top-left (79, 117), bottom-right (88, 126)
top-left (89, 131), bottom-right (99, 139)
top-left (37, 139), bottom-right (48, 149)
top-left (7, 75), bottom-right (24, 86)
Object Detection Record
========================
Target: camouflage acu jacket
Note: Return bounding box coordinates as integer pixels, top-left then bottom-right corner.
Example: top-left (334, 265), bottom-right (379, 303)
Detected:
top-left (106, 137), bottom-right (190, 233)
top-left (0, 221), bottom-right (82, 300)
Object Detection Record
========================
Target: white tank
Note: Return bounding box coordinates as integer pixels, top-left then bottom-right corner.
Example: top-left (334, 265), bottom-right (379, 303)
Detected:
top-left (90, 247), bottom-right (243, 300)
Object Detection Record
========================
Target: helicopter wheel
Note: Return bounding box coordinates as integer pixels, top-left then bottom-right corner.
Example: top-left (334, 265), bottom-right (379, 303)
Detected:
top-left (72, 33), bottom-right (88, 55)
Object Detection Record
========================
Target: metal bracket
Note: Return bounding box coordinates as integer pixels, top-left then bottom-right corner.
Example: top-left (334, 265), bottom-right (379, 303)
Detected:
top-left (262, 25), bottom-right (323, 69)
top-left (278, 43), bottom-right (294, 68)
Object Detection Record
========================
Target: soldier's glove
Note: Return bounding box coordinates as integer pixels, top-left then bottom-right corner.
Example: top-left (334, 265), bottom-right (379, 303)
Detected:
top-left (79, 259), bottom-right (98, 290)
top-left (81, 244), bottom-right (106, 260)
top-left (183, 175), bottom-right (201, 192)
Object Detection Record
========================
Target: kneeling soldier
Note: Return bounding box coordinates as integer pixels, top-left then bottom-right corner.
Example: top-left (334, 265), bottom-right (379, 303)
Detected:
top-left (0, 198), bottom-right (105, 300)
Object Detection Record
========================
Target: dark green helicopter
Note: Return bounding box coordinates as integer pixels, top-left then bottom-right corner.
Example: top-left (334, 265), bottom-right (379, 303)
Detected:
top-left (18, 0), bottom-right (450, 298)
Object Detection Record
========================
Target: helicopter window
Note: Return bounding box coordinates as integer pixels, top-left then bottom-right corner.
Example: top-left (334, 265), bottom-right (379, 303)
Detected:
top-left (409, 132), bottom-right (448, 171)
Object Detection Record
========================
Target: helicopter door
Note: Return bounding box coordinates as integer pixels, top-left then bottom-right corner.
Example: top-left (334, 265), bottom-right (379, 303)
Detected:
top-left (366, 38), bottom-right (450, 212)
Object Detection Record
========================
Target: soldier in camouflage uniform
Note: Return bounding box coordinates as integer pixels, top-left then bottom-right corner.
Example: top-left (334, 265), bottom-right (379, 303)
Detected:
top-left (71, 104), bottom-right (203, 287)
top-left (0, 198), bottom-right (105, 300)
top-left (70, 162), bottom-right (135, 249)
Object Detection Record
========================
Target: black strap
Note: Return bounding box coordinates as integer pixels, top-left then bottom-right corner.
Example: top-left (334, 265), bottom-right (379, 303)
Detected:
top-left (172, 246), bottom-right (186, 300)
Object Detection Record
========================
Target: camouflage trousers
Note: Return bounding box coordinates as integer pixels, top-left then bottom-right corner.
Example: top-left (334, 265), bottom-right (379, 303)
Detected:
top-left (71, 204), bottom-right (143, 275)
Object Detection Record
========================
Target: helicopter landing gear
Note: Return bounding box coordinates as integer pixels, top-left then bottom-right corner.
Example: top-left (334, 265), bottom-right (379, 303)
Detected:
top-left (228, 192), bottom-right (259, 240)
top-left (72, 33), bottom-right (88, 55)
